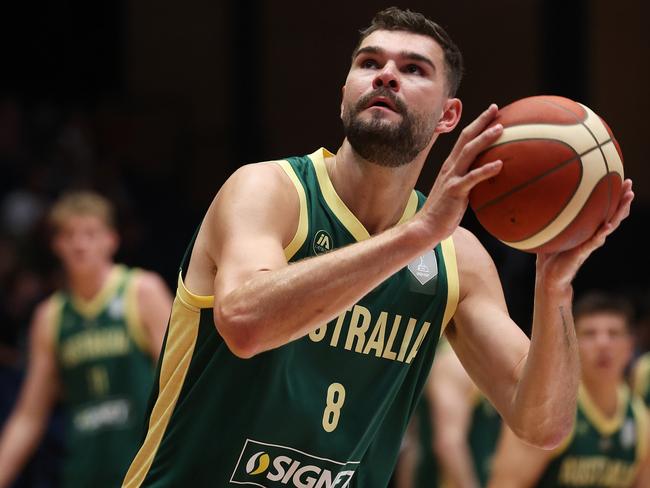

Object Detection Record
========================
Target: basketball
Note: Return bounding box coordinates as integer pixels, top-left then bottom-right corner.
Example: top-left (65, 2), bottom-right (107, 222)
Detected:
top-left (468, 95), bottom-right (624, 253)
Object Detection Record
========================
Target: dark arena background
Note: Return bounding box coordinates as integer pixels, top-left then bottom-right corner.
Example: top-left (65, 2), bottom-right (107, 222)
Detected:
top-left (0, 1), bottom-right (648, 486)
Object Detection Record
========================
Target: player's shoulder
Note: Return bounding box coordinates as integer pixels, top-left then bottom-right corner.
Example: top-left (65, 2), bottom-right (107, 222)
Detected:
top-left (450, 226), bottom-right (495, 266)
top-left (224, 160), bottom-right (295, 193)
top-left (29, 293), bottom-right (64, 345)
top-left (129, 268), bottom-right (168, 295)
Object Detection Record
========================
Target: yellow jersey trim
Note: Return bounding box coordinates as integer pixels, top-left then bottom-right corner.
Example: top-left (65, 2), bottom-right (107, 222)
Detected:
top-left (70, 265), bottom-right (125, 319)
top-left (124, 269), bottom-right (151, 355)
top-left (578, 383), bottom-right (629, 436)
top-left (310, 148), bottom-right (419, 241)
top-left (122, 295), bottom-right (201, 487)
top-left (276, 160), bottom-right (309, 261)
top-left (633, 353), bottom-right (650, 399)
top-left (397, 191), bottom-right (419, 225)
top-left (177, 273), bottom-right (214, 309)
top-left (440, 236), bottom-right (459, 335)
top-left (631, 394), bottom-right (648, 467)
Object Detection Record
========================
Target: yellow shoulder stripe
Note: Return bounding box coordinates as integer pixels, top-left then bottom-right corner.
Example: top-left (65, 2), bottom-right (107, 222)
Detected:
top-left (276, 160), bottom-right (309, 261)
top-left (440, 236), bottom-right (459, 336)
top-left (631, 394), bottom-right (649, 466)
top-left (177, 273), bottom-right (214, 310)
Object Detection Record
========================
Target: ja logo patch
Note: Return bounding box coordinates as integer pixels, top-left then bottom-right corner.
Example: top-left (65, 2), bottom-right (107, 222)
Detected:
top-left (313, 230), bottom-right (333, 255)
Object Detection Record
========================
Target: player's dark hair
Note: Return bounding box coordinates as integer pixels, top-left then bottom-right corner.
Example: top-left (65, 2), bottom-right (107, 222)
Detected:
top-left (573, 291), bottom-right (635, 328)
top-left (353, 7), bottom-right (464, 97)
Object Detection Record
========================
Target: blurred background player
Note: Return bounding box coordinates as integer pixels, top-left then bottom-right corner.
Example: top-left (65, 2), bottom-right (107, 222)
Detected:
top-left (403, 339), bottom-right (501, 488)
top-left (0, 191), bottom-right (172, 487)
top-left (430, 339), bottom-right (501, 488)
top-left (488, 291), bottom-right (650, 488)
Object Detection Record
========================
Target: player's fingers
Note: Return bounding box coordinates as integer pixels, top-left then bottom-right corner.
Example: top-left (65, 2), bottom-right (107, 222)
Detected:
top-left (450, 104), bottom-right (499, 158)
top-left (455, 123), bottom-right (504, 173)
top-left (458, 160), bottom-right (503, 192)
top-left (597, 182), bottom-right (634, 239)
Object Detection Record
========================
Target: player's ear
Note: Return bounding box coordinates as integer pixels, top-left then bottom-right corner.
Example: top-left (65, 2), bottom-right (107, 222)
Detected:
top-left (435, 98), bottom-right (462, 134)
top-left (340, 85), bottom-right (346, 119)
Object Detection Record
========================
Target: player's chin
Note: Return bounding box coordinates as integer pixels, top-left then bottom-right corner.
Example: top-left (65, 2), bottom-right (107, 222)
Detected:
top-left (365, 106), bottom-right (401, 120)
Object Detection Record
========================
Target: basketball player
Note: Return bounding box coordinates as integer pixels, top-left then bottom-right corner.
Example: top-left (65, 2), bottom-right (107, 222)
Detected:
top-left (123, 7), bottom-right (634, 487)
top-left (0, 192), bottom-right (172, 488)
top-left (424, 339), bottom-right (502, 487)
top-left (487, 292), bottom-right (650, 488)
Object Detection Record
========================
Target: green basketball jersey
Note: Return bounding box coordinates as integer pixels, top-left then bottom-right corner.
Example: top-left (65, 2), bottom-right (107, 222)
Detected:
top-left (52, 265), bottom-right (155, 487)
top-left (413, 396), bottom-right (439, 488)
top-left (535, 384), bottom-right (648, 488)
top-left (467, 392), bottom-right (501, 486)
top-left (124, 148), bottom-right (459, 487)
top-left (632, 352), bottom-right (650, 407)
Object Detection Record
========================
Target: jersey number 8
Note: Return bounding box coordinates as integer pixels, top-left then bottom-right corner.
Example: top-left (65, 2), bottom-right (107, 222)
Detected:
top-left (322, 383), bottom-right (346, 433)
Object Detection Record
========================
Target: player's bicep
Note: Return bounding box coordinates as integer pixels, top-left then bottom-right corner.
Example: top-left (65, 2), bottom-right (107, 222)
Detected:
top-left (447, 228), bottom-right (530, 420)
top-left (210, 162), bottom-right (299, 302)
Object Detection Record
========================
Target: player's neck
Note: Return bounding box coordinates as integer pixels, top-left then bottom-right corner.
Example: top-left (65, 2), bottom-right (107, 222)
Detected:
top-left (68, 263), bottom-right (115, 301)
top-left (330, 142), bottom-right (424, 235)
top-left (582, 376), bottom-right (622, 419)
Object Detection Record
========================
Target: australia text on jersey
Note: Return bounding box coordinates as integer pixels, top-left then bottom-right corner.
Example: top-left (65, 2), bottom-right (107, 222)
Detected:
top-left (308, 304), bottom-right (432, 364)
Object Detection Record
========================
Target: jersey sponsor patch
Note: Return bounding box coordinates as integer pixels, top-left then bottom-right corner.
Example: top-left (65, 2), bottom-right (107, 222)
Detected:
top-left (73, 398), bottom-right (132, 432)
top-left (230, 438), bottom-right (359, 487)
top-left (312, 230), bottom-right (333, 255)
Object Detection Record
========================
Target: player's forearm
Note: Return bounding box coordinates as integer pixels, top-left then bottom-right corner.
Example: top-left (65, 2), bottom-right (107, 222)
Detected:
top-left (215, 219), bottom-right (438, 358)
top-left (510, 278), bottom-right (578, 449)
top-left (0, 412), bottom-right (47, 487)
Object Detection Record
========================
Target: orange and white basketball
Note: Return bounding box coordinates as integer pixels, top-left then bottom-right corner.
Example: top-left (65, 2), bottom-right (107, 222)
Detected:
top-left (469, 95), bottom-right (624, 253)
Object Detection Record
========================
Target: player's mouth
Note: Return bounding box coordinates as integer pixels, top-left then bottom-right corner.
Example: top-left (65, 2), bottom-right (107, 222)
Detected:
top-left (366, 96), bottom-right (399, 113)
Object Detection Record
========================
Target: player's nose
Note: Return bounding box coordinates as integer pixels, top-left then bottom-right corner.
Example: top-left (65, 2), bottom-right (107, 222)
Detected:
top-left (372, 63), bottom-right (400, 91)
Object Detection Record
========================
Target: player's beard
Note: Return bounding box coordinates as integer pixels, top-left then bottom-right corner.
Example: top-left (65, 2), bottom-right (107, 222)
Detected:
top-left (342, 89), bottom-right (437, 167)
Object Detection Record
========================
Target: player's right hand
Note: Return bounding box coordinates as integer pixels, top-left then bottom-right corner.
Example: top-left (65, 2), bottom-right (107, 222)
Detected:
top-left (416, 104), bottom-right (504, 242)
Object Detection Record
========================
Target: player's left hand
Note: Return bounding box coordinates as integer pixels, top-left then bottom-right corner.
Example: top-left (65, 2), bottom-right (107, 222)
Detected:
top-left (536, 179), bottom-right (634, 286)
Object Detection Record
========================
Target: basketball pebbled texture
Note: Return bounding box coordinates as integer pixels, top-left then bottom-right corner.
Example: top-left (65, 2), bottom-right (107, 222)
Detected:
top-left (469, 95), bottom-right (624, 253)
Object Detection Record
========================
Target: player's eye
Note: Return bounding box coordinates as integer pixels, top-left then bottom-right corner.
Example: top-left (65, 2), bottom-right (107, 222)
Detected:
top-left (361, 59), bottom-right (379, 69)
top-left (405, 64), bottom-right (423, 75)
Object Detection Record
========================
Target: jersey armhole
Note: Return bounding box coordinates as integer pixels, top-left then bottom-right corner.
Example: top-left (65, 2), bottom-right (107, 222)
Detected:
top-left (439, 236), bottom-right (459, 336)
top-left (125, 269), bottom-right (152, 355)
top-left (276, 160), bottom-right (309, 261)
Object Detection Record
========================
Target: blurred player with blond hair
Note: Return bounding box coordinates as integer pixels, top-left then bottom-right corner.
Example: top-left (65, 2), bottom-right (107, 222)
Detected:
top-left (0, 191), bottom-right (172, 487)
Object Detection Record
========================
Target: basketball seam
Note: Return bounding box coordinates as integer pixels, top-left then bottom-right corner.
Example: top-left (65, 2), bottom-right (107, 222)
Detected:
top-left (544, 100), bottom-right (613, 224)
top-left (474, 141), bottom-right (611, 213)
top-left (507, 173), bottom-right (613, 247)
